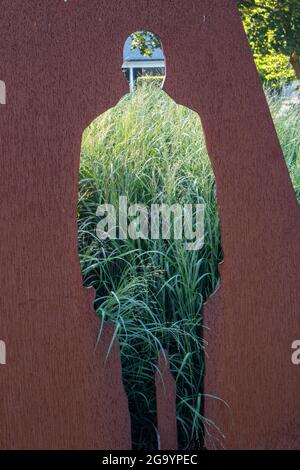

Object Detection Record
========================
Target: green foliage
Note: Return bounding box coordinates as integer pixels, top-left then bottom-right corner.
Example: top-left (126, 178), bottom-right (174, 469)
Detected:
top-left (238, 0), bottom-right (300, 86)
top-left (254, 51), bottom-right (295, 85)
top-left (79, 85), bottom-right (300, 450)
top-left (136, 75), bottom-right (164, 87)
top-left (79, 85), bottom-right (220, 449)
top-left (265, 89), bottom-right (300, 200)
top-left (131, 31), bottom-right (161, 57)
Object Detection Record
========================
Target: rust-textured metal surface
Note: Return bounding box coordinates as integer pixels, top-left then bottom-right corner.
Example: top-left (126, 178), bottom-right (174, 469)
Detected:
top-left (0, 0), bottom-right (299, 450)
top-left (155, 351), bottom-right (177, 450)
top-left (0, 0), bottom-right (133, 450)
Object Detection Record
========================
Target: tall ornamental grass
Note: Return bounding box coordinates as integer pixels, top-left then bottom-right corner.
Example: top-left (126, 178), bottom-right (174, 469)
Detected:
top-left (78, 84), bottom-right (299, 449)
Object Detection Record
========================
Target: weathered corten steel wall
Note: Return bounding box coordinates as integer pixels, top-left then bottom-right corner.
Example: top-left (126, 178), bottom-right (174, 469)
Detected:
top-left (0, 0), bottom-right (299, 449)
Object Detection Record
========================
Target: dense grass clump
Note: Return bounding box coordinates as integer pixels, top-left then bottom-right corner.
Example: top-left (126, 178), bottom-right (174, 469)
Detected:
top-left (266, 90), bottom-right (300, 201)
top-left (78, 85), bottom-right (299, 449)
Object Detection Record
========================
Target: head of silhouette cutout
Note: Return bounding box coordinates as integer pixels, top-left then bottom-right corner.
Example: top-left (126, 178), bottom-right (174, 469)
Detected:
top-left (122, 32), bottom-right (166, 92)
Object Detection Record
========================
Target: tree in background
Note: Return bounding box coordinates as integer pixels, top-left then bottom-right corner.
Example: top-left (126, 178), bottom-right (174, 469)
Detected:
top-left (238, 0), bottom-right (300, 86)
top-left (132, 1), bottom-right (300, 88)
top-left (131, 32), bottom-right (161, 57)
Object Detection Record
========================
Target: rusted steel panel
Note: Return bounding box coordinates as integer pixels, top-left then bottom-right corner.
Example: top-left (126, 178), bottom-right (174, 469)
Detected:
top-left (155, 351), bottom-right (177, 450)
top-left (0, 0), bottom-right (299, 449)
top-left (0, 0), bottom-right (132, 448)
